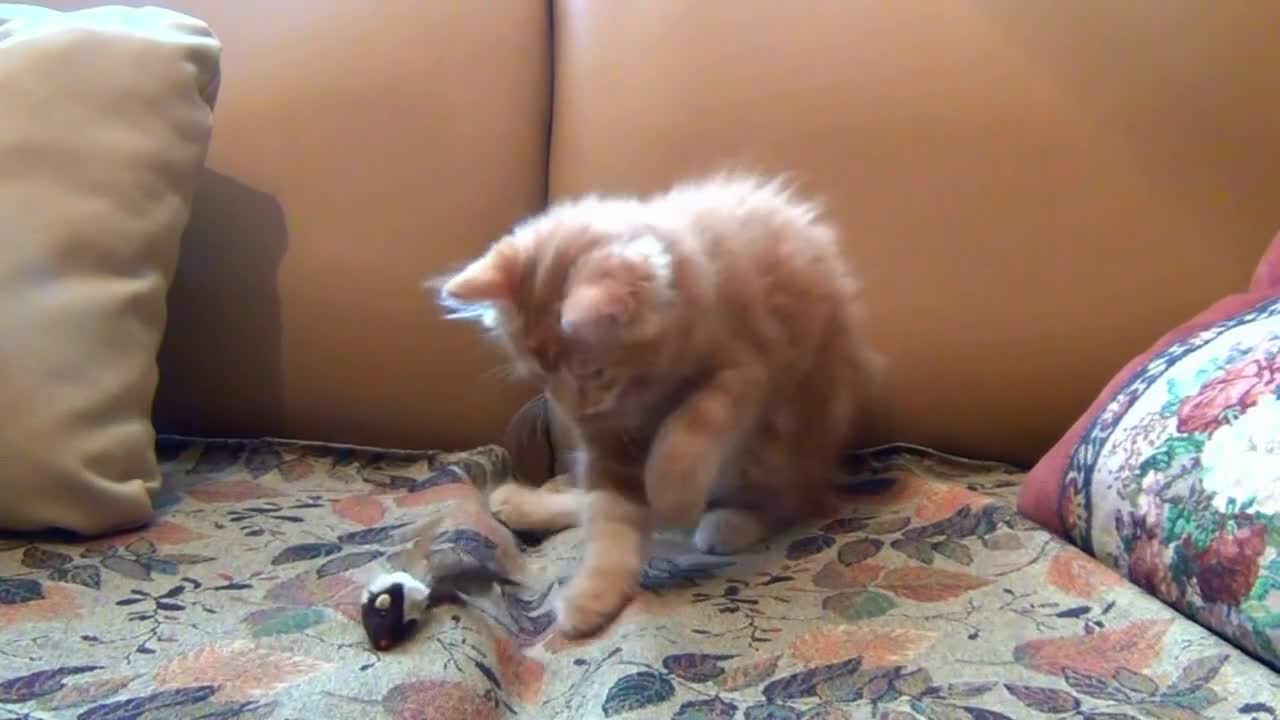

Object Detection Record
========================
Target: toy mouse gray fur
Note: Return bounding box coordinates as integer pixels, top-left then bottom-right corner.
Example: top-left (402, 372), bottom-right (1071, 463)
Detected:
top-left (360, 567), bottom-right (519, 651)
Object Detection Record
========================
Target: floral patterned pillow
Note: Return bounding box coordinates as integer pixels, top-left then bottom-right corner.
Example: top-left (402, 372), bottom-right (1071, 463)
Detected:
top-left (1017, 230), bottom-right (1280, 670)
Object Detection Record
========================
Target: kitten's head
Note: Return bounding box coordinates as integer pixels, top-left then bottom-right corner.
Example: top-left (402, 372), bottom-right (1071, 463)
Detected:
top-left (436, 200), bottom-right (679, 421)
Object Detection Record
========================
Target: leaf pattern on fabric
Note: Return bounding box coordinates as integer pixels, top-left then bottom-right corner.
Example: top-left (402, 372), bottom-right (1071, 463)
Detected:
top-left (1062, 668), bottom-right (1131, 702)
top-left (661, 653), bottom-right (737, 683)
top-left (0, 666), bottom-right (101, 703)
top-left (874, 566), bottom-right (991, 601)
top-left (153, 641), bottom-right (331, 701)
top-left (785, 534), bottom-right (836, 560)
top-left (812, 560), bottom-right (884, 590)
top-left (714, 654), bottom-right (781, 692)
top-left (270, 542), bottom-right (343, 566)
top-left (77, 685), bottom-right (219, 720)
top-left (671, 697), bottom-right (738, 720)
top-left (0, 438), bottom-right (1270, 719)
top-left (0, 576), bottom-right (44, 605)
top-left (431, 527), bottom-right (500, 566)
top-left (332, 495), bottom-right (386, 527)
top-left (743, 704), bottom-right (800, 720)
top-left (492, 633), bottom-right (547, 704)
top-left (1003, 683), bottom-right (1081, 713)
top-left (1164, 653), bottom-right (1229, 696)
top-left (818, 517), bottom-right (869, 536)
top-left (761, 657), bottom-right (862, 702)
top-left (186, 479), bottom-right (287, 504)
top-left (1013, 619), bottom-right (1174, 676)
top-left (41, 561), bottom-right (98, 589)
top-left (1112, 667), bottom-right (1159, 696)
top-left (790, 626), bottom-right (937, 667)
top-left (602, 671), bottom-right (676, 717)
top-left (336, 522), bottom-right (412, 547)
top-left (22, 546), bottom-right (73, 570)
top-left (100, 555), bottom-right (154, 581)
top-left (822, 589), bottom-right (897, 621)
top-left (96, 520), bottom-right (204, 550)
top-left (0, 581), bottom-right (76, 624)
top-left (35, 674), bottom-right (140, 711)
top-left (1046, 550), bottom-right (1126, 599)
top-left (836, 539), bottom-right (882, 565)
top-left (382, 679), bottom-right (500, 720)
top-left (243, 606), bottom-right (331, 638)
top-left (316, 550), bottom-right (384, 578)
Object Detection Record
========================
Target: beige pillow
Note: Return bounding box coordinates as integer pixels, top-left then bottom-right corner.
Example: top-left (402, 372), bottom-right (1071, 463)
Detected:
top-left (0, 5), bottom-right (221, 535)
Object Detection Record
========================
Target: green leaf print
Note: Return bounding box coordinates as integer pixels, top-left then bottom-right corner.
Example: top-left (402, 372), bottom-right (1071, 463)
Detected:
top-left (821, 590), bottom-right (896, 621)
top-left (601, 672), bottom-right (676, 717)
top-left (1161, 360), bottom-right (1224, 416)
top-left (247, 607), bottom-right (331, 638)
top-left (1258, 557), bottom-right (1280, 597)
top-left (1168, 544), bottom-right (1193, 590)
top-left (1160, 378), bottom-right (1181, 416)
top-left (1190, 517), bottom-right (1220, 553)
top-left (1247, 615), bottom-right (1280, 660)
top-left (1162, 504), bottom-right (1195, 546)
top-left (1138, 434), bottom-right (1204, 478)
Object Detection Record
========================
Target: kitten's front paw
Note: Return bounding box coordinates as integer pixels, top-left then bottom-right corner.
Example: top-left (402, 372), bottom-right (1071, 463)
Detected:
top-left (490, 482), bottom-right (582, 534)
top-left (554, 572), bottom-right (636, 638)
top-left (694, 508), bottom-right (769, 555)
top-left (488, 483), bottom-right (548, 533)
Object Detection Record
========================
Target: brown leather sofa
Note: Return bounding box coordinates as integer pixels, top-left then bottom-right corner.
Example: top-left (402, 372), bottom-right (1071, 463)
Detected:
top-left (8, 3), bottom-right (1279, 717)
top-left (46, 0), bottom-right (1280, 471)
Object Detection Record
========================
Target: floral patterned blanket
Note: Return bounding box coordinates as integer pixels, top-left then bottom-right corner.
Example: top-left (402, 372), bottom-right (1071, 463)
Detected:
top-left (0, 439), bottom-right (1276, 719)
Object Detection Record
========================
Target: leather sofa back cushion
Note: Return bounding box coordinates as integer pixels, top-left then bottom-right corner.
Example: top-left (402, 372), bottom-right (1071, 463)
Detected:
top-left (0, 5), bottom-right (220, 534)
top-left (548, 1), bottom-right (1280, 464)
top-left (155, 1), bottom-right (551, 451)
top-left (43, 0), bottom-right (552, 452)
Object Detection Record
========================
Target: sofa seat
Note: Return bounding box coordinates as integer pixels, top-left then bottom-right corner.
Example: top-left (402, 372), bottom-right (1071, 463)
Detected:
top-left (0, 439), bottom-right (1273, 719)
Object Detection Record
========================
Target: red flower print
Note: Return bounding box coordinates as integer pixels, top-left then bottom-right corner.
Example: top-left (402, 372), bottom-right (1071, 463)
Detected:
top-left (1194, 522), bottom-right (1267, 605)
top-left (1127, 536), bottom-right (1181, 604)
top-left (1177, 355), bottom-right (1280, 434)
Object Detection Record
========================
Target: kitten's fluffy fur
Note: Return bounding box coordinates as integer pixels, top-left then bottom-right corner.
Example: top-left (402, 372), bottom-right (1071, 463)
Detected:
top-left (438, 173), bottom-right (881, 637)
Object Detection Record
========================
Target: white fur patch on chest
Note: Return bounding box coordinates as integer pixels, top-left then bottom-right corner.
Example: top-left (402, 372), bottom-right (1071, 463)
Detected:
top-left (616, 234), bottom-right (673, 285)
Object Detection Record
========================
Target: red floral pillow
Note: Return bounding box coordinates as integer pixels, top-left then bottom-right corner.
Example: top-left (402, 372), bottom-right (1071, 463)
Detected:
top-left (1018, 231), bottom-right (1280, 534)
top-left (1016, 229), bottom-right (1280, 669)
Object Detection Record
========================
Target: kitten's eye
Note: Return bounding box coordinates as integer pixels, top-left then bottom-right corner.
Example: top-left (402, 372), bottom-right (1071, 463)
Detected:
top-left (583, 368), bottom-right (607, 382)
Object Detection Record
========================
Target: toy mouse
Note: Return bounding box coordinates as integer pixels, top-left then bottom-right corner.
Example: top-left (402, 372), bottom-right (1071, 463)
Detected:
top-left (360, 566), bottom-right (519, 651)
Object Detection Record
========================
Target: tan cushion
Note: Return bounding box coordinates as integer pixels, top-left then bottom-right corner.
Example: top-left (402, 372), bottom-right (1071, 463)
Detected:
top-left (547, 1), bottom-right (1280, 465)
top-left (0, 5), bottom-right (221, 535)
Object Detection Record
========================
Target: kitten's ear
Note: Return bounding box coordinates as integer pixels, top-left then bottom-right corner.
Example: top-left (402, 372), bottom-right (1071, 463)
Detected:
top-left (561, 284), bottom-right (630, 344)
top-left (441, 250), bottom-right (516, 303)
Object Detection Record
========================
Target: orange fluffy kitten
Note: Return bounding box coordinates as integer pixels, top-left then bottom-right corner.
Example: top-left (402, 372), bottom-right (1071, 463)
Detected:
top-left (437, 173), bottom-right (881, 637)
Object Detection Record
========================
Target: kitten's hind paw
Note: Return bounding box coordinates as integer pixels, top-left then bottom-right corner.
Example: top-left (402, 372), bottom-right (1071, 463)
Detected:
top-left (694, 508), bottom-right (770, 555)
